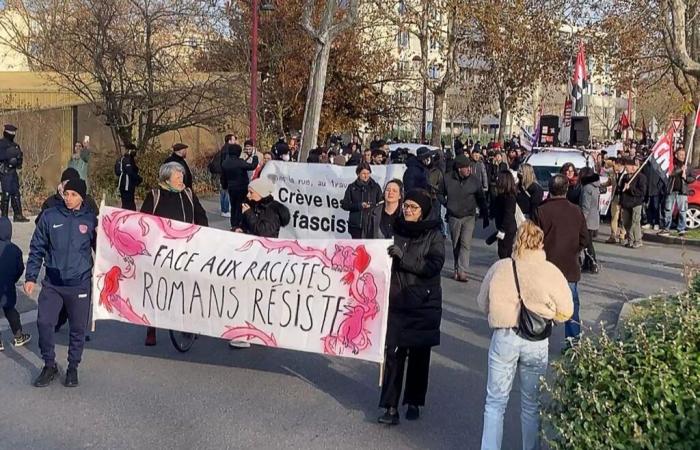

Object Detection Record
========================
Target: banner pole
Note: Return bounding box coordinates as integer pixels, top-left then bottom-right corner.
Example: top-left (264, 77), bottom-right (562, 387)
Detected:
top-left (379, 361), bottom-right (385, 387)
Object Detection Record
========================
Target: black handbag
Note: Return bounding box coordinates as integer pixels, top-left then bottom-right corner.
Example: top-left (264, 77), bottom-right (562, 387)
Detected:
top-left (511, 259), bottom-right (553, 341)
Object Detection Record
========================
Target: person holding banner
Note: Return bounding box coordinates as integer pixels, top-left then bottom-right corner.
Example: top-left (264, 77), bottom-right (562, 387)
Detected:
top-left (25, 178), bottom-right (97, 388)
top-left (341, 163), bottom-right (382, 239)
top-left (362, 179), bottom-right (403, 239)
top-left (620, 158), bottom-right (647, 248)
top-left (140, 162), bottom-right (209, 346)
top-left (378, 189), bottom-right (445, 426)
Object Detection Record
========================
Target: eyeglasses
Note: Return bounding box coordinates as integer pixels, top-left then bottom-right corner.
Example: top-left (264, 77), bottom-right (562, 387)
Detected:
top-left (402, 203), bottom-right (421, 211)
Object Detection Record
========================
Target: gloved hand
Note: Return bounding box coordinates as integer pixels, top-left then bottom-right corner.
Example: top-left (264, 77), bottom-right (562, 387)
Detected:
top-left (387, 244), bottom-right (404, 259)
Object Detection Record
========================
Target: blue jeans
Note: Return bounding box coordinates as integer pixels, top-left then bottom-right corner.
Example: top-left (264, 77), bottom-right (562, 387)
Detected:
top-left (566, 282), bottom-right (580, 338)
top-left (664, 192), bottom-right (687, 232)
top-left (220, 189), bottom-right (230, 213)
top-left (481, 329), bottom-right (548, 450)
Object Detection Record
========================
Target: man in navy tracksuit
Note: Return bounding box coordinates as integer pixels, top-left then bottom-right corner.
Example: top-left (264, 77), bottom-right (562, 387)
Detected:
top-left (25, 178), bottom-right (97, 388)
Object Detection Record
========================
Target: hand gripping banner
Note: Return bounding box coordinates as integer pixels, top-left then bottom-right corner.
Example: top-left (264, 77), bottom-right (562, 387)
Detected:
top-left (92, 206), bottom-right (392, 363)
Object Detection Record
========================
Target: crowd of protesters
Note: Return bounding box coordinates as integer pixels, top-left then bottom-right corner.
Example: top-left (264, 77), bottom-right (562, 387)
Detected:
top-left (2, 120), bottom-right (694, 450)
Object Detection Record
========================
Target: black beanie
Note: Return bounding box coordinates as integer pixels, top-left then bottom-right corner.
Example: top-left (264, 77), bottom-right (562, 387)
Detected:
top-left (404, 189), bottom-right (432, 217)
top-left (61, 167), bottom-right (80, 183)
top-left (64, 178), bottom-right (87, 200)
top-left (228, 144), bottom-right (243, 157)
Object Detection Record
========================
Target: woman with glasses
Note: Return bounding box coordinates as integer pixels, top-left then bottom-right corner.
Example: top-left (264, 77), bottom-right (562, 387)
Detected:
top-left (378, 189), bottom-right (445, 426)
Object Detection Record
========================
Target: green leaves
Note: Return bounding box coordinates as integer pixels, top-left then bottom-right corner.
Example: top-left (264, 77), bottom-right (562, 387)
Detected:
top-left (543, 286), bottom-right (700, 449)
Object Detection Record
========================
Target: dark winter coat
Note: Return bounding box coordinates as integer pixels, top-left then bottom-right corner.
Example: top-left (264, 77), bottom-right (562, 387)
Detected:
top-left (222, 155), bottom-right (258, 192)
top-left (668, 158), bottom-right (691, 195)
top-left (620, 172), bottom-right (647, 209)
top-left (341, 178), bottom-right (382, 231)
top-left (0, 137), bottom-right (22, 194)
top-left (566, 181), bottom-right (582, 206)
top-left (26, 204), bottom-right (97, 286)
top-left (428, 165), bottom-right (446, 204)
top-left (472, 159), bottom-right (489, 191)
top-left (443, 169), bottom-right (486, 218)
top-left (140, 187), bottom-right (209, 226)
top-left (387, 217), bottom-right (445, 348)
top-left (487, 160), bottom-right (509, 186)
top-left (642, 161), bottom-right (666, 197)
top-left (403, 155), bottom-right (431, 193)
top-left (516, 182), bottom-right (544, 217)
top-left (346, 152), bottom-right (362, 167)
top-left (533, 197), bottom-right (588, 283)
top-left (242, 196), bottom-right (290, 238)
top-left (117, 153), bottom-right (142, 192)
top-left (36, 191), bottom-right (99, 224)
top-left (494, 193), bottom-right (517, 235)
top-left (0, 217), bottom-right (23, 309)
top-left (163, 153), bottom-right (193, 189)
top-left (362, 203), bottom-right (400, 239)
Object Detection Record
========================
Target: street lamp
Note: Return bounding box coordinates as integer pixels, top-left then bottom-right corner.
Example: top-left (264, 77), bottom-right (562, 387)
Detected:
top-left (250, 0), bottom-right (275, 145)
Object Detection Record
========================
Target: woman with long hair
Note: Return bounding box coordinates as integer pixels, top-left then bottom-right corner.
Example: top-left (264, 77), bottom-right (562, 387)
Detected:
top-left (363, 179), bottom-right (403, 239)
top-left (477, 221), bottom-right (573, 450)
top-left (516, 164), bottom-right (544, 218)
top-left (494, 171), bottom-right (518, 259)
top-left (579, 166), bottom-right (601, 273)
top-left (560, 162), bottom-right (581, 205)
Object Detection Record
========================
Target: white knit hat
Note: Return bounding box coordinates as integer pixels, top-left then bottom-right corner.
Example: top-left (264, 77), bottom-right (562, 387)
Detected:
top-left (249, 176), bottom-right (275, 198)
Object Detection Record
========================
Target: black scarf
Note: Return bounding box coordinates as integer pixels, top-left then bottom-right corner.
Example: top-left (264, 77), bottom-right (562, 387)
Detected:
top-left (393, 216), bottom-right (441, 238)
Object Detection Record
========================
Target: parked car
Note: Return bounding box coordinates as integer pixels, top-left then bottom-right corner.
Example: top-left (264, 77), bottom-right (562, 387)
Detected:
top-left (685, 175), bottom-right (700, 229)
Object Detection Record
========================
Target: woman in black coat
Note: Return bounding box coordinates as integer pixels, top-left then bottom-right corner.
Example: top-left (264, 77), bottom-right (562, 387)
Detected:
top-left (378, 189), bottom-right (445, 426)
top-left (140, 161), bottom-right (209, 346)
top-left (362, 179), bottom-right (403, 239)
top-left (341, 162), bottom-right (382, 239)
top-left (239, 177), bottom-right (290, 238)
top-left (516, 163), bottom-right (544, 218)
top-left (561, 162), bottom-right (581, 205)
top-left (494, 170), bottom-right (518, 259)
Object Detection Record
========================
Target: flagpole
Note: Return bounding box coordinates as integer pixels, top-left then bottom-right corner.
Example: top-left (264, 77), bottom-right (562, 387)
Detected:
top-left (686, 102), bottom-right (700, 170)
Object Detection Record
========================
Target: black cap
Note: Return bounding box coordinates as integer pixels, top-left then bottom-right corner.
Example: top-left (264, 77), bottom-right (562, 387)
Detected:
top-left (172, 143), bottom-right (188, 152)
top-left (64, 178), bottom-right (87, 199)
top-left (454, 154), bottom-right (471, 168)
top-left (416, 147), bottom-right (436, 159)
top-left (61, 168), bottom-right (81, 183)
top-left (3, 124), bottom-right (17, 135)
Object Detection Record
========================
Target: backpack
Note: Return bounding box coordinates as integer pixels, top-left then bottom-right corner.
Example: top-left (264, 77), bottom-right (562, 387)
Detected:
top-left (114, 158), bottom-right (123, 176)
top-left (151, 188), bottom-right (195, 223)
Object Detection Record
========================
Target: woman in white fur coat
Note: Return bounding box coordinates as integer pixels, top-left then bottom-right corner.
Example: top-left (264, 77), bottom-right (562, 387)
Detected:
top-left (477, 220), bottom-right (573, 450)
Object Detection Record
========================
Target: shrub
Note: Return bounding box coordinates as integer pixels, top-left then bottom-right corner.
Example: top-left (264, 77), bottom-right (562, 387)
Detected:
top-left (543, 285), bottom-right (700, 449)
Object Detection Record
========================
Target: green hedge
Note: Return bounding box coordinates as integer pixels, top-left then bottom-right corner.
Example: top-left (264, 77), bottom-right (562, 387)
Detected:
top-left (543, 281), bottom-right (700, 449)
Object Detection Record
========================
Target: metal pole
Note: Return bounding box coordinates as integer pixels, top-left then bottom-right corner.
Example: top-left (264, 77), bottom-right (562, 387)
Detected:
top-left (250, 0), bottom-right (259, 144)
top-left (421, 80), bottom-right (427, 143)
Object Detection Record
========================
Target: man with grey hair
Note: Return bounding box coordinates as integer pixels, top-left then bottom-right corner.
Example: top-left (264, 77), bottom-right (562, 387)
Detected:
top-left (533, 174), bottom-right (588, 347)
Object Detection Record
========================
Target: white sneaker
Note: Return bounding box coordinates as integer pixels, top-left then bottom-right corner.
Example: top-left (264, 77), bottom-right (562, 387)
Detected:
top-left (653, 225), bottom-right (660, 231)
top-left (221, 212), bottom-right (231, 218)
top-left (229, 340), bottom-right (251, 349)
top-left (641, 224), bottom-right (651, 230)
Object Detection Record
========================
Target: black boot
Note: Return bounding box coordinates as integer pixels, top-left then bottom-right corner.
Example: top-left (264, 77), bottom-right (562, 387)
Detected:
top-left (405, 405), bottom-right (420, 420)
top-left (0, 193), bottom-right (8, 218)
top-left (64, 367), bottom-right (79, 387)
top-left (11, 195), bottom-right (29, 222)
top-left (33, 365), bottom-right (59, 387)
top-left (378, 407), bottom-right (400, 425)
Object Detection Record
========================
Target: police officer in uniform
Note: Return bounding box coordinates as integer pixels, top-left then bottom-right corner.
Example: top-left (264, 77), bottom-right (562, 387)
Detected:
top-left (0, 124), bottom-right (29, 222)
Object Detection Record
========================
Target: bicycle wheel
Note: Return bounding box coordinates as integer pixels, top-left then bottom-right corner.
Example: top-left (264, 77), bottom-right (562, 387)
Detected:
top-left (169, 330), bottom-right (196, 353)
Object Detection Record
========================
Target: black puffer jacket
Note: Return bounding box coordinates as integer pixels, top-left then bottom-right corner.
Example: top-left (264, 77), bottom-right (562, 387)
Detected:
top-left (242, 196), bottom-right (290, 238)
top-left (222, 154), bottom-right (258, 192)
top-left (341, 178), bottom-right (382, 230)
top-left (140, 188), bottom-right (209, 226)
top-left (387, 217), bottom-right (445, 348)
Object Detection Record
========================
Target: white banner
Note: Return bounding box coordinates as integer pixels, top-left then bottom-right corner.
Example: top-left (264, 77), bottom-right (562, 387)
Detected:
top-left (260, 161), bottom-right (406, 239)
top-left (92, 206), bottom-right (392, 363)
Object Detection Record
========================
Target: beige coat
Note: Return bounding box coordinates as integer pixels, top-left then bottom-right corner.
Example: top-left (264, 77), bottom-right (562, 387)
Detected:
top-left (477, 249), bottom-right (573, 329)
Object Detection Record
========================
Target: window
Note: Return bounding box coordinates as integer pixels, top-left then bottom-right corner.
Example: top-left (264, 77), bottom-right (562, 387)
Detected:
top-left (398, 0), bottom-right (407, 15)
top-left (429, 65), bottom-right (440, 79)
top-left (397, 30), bottom-right (409, 49)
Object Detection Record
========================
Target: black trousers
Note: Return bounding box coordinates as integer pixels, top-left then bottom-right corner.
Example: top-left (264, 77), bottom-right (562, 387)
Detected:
top-left (0, 192), bottom-right (24, 217)
top-left (583, 229), bottom-right (598, 269)
top-left (497, 231), bottom-right (515, 259)
top-left (228, 189), bottom-right (247, 229)
top-left (349, 227), bottom-right (363, 239)
top-left (120, 189), bottom-right (136, 211)
top-left (379, 346), bottom-right (432, 408)
top-left (2, 306), bottom-right (22, 335)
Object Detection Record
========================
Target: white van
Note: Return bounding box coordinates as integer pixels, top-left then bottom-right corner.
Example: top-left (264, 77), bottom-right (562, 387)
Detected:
top-left (524, 148), bottom-right (611, 215)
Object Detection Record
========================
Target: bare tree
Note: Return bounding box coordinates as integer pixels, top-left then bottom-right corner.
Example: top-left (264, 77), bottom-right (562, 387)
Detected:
top-left (299, 0), bottom-right (359, 158)
top-left (0, 0), bottom-right (241, 154)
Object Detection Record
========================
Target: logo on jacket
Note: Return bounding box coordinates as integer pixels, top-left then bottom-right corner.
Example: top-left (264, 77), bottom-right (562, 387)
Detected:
top-left (79, 224), bottom-right (89, 234)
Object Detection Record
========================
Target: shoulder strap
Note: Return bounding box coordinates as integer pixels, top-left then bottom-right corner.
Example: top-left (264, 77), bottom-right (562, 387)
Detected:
top-left (183, 188), bottom-right (195, 223)
top-left (152, 189), bottom-right (160, 212)
top-left (511, 258), bottom-right (523, 304)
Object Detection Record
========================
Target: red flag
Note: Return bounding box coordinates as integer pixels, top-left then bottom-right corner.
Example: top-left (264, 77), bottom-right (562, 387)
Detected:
top-left (570, 42), bottom-right (588, 113)
top-left (618, 112), bottom-right (630, 131)
top-left (649, 125), bottom-right (675, 181)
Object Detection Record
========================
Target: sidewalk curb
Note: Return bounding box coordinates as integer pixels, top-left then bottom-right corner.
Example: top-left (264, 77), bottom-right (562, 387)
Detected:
top-left (642, 231), bottom-right (700, 247)
top-left (614, 297), bottom-right (648, 337)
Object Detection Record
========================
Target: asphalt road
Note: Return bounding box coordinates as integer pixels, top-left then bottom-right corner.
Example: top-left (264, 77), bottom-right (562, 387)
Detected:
top-left (1, 197), bottom-right (696, 450)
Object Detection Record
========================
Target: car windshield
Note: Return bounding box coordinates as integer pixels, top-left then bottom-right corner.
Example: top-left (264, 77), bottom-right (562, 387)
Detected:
top-left (533, 166), bottom-right (560, 189)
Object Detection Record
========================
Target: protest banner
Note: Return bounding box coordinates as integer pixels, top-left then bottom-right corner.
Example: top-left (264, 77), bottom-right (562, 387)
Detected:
top-left (92, 206), bottom-right (392, 363)
top-left (260, 161), bottom-right (407, 239)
